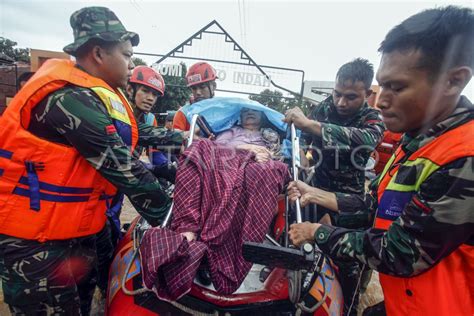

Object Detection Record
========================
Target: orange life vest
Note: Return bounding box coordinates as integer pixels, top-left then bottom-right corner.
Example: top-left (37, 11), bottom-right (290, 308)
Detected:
top-left (374, 120), bottom-right (474, 315)
top-left (373, 131), bottom-right (402, 175)
top-left (172, 108), bottom-right (190, 131)
top-left (0, 59), bottom-right (138, 242)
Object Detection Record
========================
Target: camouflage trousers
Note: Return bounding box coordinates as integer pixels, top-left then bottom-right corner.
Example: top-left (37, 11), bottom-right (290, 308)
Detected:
top-left (0, 234), bottom-right (98, 315)
top-left (96, 219), bottom-right (117, 296)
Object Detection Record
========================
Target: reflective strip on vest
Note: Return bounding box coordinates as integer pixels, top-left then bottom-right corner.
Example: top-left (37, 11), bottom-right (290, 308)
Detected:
top-left (374, 120), bottom-right (474, 230)
top-left (376, 157), bottom-right (442, 227)
top-left (91, 87), bottom-right (135, 147)
top-left (376, 156), bottom-right (447, 229)
top-left (93, 87), bottom-right (132, 125)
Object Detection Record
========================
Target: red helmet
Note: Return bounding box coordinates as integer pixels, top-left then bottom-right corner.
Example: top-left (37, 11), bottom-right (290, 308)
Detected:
top-left (129, 66), bottom-right (165, 96)
top-left (186, 62), bottom-right (217, 87)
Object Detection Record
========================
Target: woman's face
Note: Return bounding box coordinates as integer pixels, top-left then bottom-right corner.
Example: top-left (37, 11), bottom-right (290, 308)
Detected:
top-left (241, 108), bottom-right (263, 129)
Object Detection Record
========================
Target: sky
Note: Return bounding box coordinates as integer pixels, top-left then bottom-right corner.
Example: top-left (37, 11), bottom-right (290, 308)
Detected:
top-left (1, 0), bottom-right (472, 99)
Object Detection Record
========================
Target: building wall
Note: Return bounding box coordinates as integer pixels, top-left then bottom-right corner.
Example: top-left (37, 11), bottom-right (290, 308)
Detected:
top-left (30, 49), bottom-right (70, 71)
top-left (0, 63), bottom-right (30, 114)
top-left (0, 49), bottom-right (70, 115)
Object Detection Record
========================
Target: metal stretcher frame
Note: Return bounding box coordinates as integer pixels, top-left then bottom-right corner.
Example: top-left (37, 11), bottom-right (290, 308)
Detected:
top-left (122, 114), bottom-right (331, 313)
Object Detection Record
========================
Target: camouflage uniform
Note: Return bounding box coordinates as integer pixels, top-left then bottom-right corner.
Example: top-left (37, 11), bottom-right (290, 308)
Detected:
top-left (0, 86), bottom-right (182, 315)
top-left (26, 85), bottom-right (182, 223)
top-left (0, 235), bottom-right (97, 315)
top-left (314, 97), bottom-right (474, 282)
top-left (303, 95), bottom-right (385, 315)
top-left (63, 7), bottom-right (139, 56)
top-left (0, 7), bottom-right (183, 315)
top-left (304, 95), bottom-right (385, 201)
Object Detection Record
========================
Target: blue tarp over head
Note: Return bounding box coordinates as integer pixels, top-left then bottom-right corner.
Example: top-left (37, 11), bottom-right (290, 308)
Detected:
top-left (181, 97), bottom-right (300, 159)
top-left (181, 97), bottom-right (287, 134)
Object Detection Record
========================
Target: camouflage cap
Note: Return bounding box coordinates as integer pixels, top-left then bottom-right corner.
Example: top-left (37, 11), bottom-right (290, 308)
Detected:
top-left (63, 6), bottom-right (139, 56)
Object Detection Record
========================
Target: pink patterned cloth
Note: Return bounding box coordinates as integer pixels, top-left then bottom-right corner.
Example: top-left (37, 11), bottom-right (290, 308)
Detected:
top-left (214, 126), bottom-right (267, 148)
top-left (140, 139), bottom-right (289, 301)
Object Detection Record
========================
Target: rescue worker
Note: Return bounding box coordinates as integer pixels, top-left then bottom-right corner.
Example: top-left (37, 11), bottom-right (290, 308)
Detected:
top-left (284, 58), bottom-right (385, 315)
top-left (126, 65), bottom-right (177, 183)
top-left (0, 7), bottom-right (184, 315)
top-left (127, 66), bottom-right (167, 163)
top-left (173, 61), bottom-right (218, 131)
top-left (127, 66), bottom-right (165, 126)
top-left (289, 6), bottom-right (473, 316)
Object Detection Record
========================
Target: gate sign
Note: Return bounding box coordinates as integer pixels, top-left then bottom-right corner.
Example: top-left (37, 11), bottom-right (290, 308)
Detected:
top-left (152, 63), bottom-right (272, 88)
top-left (152, 63), bottom-right (183, 77)
top-left (233, 71), bottom-right (271, 87)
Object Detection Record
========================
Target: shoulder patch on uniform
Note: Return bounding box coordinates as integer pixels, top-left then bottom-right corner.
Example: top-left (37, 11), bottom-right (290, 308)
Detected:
top-left (105, 124), bottom-right (117, 135)
top-left (110, 98), bottom-right (126, 114)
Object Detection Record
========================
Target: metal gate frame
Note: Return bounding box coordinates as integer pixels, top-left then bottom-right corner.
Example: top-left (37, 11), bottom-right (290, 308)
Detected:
top-left (135, 20), bottom-right (305, 102)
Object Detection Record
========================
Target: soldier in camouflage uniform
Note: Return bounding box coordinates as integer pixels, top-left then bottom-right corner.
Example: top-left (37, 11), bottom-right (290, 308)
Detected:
top-left (289, 6), bottom-right (473, 316)
top-left (0, 7), bottom-right (184, 315)
top-left (284, 58), bottom-right (385, 315)
top-left (284, 58), bottom-right (385, 208)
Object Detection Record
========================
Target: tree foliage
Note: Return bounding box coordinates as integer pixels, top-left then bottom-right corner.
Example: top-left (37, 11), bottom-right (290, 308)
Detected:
top-left (153, 62), bottom-right (191, 113)
top-left (0, 37), bottom-right (30, 63)
top-left (249, 89), bottom-right (286, 112)
top-left (249, 89), bottom-right (315, 115)
top-left (132, 57), bottom-right (147, 66)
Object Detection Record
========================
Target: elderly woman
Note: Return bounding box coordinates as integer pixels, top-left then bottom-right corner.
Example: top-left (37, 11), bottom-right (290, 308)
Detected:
top-left (140, 107), bottom-right (290, 300)
top-left (213, 108), bottom-right (281, 162)
top-left (179, 108), bottom-right (281, 244)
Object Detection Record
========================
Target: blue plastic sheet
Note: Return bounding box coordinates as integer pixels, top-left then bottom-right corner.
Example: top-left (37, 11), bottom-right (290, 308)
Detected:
top-left (181, 97), bottom-right (299, 158)
top-left (182, 97), bottom-right (288, 133)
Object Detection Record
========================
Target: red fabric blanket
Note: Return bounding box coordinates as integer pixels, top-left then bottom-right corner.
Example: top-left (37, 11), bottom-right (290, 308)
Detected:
top-left (140, 139), bottom-right (289, 301)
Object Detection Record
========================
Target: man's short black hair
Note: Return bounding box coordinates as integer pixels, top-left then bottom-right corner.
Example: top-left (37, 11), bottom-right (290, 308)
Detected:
top-left (379, 6), bottom-right (473, 76)
top-left (17, 71), bottom-right (35, 87)
top-left (336, 58), bottom-right (374, 90)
